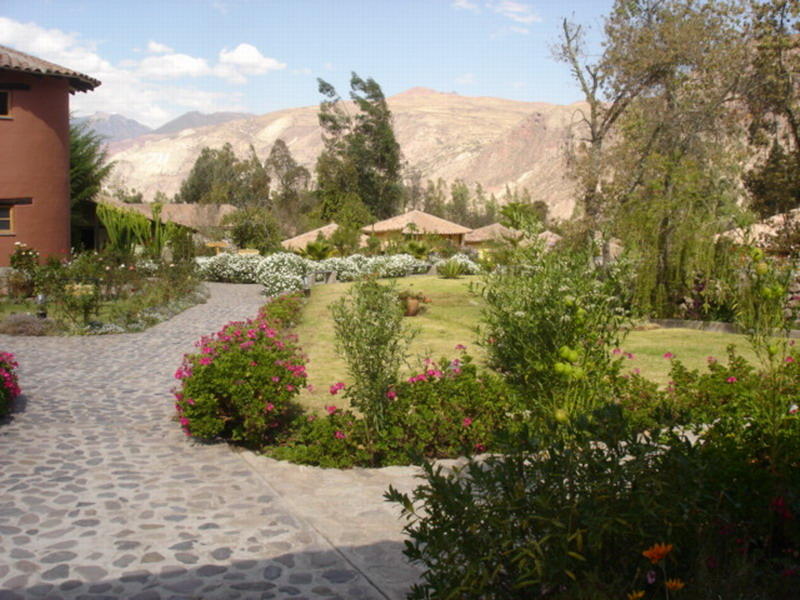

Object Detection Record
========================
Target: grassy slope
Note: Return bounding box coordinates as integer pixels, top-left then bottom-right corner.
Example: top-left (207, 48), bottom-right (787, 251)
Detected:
top-left (293, 275), bottom-right (763, 410)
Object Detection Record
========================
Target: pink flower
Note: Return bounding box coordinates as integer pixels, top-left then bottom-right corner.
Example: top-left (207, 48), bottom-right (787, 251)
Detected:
top-left (334, 430), bottom-right (346, 440)
top-left (326, 405), bottom-right (338, 415)
top-left (329, 382), bottom-right (346, 395)
top-left (612, 348), bottom-right (622, 355)
top-left (239, 341), bottom-right (255, 349)
top-left (286, 384), bottom-right (295, 391)
top-left (455, 344), bottom-right (467, 351)
top-left (663, 352), bottom-right (674, 359)
top-left (179, 417), bottom-right (189, 426)
top-left (789, 404), bottom-right (798, 415)
top-left (386, 389), bottom-right (397, 399)
top-left (199, 357), bottom-right (213, 366)
top-left (462, 417), bottom-right (473, 427)
top-left (272, 376), bottom-right (280, 383)
top-left (264, 403), bottom-right (275, 412)
top-left (474, 442), bottom-right (486, 452)
top-left (646, 570), bottom-right (657, 585)
top-left (726, 376), bottom-right (738, 383)
top-left (249, 361), bottom-right (257, 367)
top-left (786, 356), bottom-right (795, 363)
top-left (624, 352), bottom-right (635, 360)
top-left (707, 356), bottom-right (717, 363)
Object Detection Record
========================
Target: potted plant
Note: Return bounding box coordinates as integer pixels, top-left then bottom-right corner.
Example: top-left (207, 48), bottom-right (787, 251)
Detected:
top-left (398, 289), bottom-right (430, 317)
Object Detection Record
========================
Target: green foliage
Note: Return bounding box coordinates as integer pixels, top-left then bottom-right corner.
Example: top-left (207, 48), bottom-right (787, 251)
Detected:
top-left (223, 205), bottom-right (281, 253)
top-left (315, 74), bottom-right (402, 220)
top-left (388, 395), bottom-right (800, 600)
top-left (437, 259), bottom-right (466, 279)
top-left (330, 278), bottom-right (415, 434)
top-left (273, 353), bottom-right (519, 467)
top-left (733, 247), bottom-right (796, 367)
top-left (69, 122), bottom-right (114, 207)
top-left (301, 239), bottom-right (334, 261)
top-left (96, 203), bottom-right (151, 256)
top-left (174, 294), bottom-right (306, 447)
top-left (479, 239), bottom-right (632, 415)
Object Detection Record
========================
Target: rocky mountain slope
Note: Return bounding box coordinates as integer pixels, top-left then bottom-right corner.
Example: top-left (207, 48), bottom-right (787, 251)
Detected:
top-left (152, 111), bottom-right (253, 136)
top-left (72, 112), bottom-right (152, 142)
top-left (107, 88), bottom-right (583, 219)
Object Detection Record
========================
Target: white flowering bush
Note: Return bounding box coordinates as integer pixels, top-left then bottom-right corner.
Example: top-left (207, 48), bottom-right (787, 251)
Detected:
top-left (255, 253), bottom-right (314, 296)
top-left (196, 254), bottom-right (263, 283)
top-left (435, 253), bottom-right (480, 275)
top-left (366, 254), bottom-right (429, 278)
top-left (317, 256), bottom-right (364, 282)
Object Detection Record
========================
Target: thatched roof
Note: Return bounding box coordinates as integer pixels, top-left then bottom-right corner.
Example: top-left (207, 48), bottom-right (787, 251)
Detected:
top-left (281, 223), bottom-right (340, 251)
top-left (362, 210), bottom-right (472, 236)
top-left (93, 196), bottom-right (237, 230)
top-left (719, 210), bottom-right (800, 245)
top-left (464, 223), bottom-right (522, 244)
top-left (0, 44), bottom-right (100, 92)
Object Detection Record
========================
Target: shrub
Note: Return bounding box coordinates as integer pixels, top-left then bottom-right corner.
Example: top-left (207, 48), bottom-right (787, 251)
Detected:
top-left (480, 242), bottom-right (632, 416)
top-left (173, 293), bottom-right (306, 447)
top-left (196, 253), bottom-right (264, 283)
top-left (387, 402), bottom-right (800, 600)
top-left (0, 351), bottom-right (20, 417)
top-left (436, 253), bottom-right (480, 276)
top-left (437, 258), bottom-right (466, 279)
top-left (330, 278), bottom-right (415, 434)
top-left (254, 252), bottom-right (313, 296)
top-left (272, 351), bottom-right (520, 467)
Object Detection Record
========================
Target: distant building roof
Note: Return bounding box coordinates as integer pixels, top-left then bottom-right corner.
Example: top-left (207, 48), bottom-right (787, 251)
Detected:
top-left (281, 223), bottom-right (340, 251)
top-left (362, 210), bottom-right (472, 236)
top-left (464, 223), bottom-right (523, 244)
top-left (93, 196), bottom-right (237, 230)
top-left (0, 44), bottom-right (100, 93)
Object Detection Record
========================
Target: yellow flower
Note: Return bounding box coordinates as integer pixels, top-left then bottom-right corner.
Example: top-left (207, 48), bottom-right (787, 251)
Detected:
top-left (627, 591), bottom-right (646, 600)
top-left (642, 543), bottom-right (673, 564)
top-left (665, 579), bottom-right (685, 591)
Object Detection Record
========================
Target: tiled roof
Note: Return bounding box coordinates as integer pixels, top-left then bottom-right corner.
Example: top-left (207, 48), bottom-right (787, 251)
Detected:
top-left (0, 44), bottom-right (100, 92)
top-left (362, 210), bottom-right (472, 236)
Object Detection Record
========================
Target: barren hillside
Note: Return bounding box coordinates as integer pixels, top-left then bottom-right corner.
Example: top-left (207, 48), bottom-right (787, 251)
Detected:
top-left (107, 88), bottom-right (583, 219)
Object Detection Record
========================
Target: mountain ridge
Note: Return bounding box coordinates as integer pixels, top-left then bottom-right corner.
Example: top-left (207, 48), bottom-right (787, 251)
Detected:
top-left (106, 88), bottom-right (582, 219)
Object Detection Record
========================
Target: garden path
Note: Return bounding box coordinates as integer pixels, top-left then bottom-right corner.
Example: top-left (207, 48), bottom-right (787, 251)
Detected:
top-left (0, 283), bottom-right (421, 600)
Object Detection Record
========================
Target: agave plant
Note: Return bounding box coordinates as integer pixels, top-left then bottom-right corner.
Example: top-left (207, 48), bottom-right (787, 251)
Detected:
top-left (301, 239), bottom-right (334, 261)
top-left (438, 259), bottom-right (466, 279)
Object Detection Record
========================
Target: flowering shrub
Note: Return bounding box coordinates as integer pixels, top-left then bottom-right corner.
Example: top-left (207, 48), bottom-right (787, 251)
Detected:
top-left (173, 293), bottom-right (306, 447)
top-left (197, 251), bottom-right (430, 289)
top-left (0, 351), bottom-right (20, 418)
top-left (271, 352), bottom-right (519, 467)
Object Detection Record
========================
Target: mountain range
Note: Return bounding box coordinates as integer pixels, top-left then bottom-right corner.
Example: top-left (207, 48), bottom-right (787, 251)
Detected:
top-left (105, 88), bottom-right (583, 219)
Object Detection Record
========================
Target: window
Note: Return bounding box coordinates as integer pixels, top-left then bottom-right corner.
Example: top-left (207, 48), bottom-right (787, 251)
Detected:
top-left (0, 91), bottom-right (8, 116)
top-left (0, 206), bottom-right (12, 232)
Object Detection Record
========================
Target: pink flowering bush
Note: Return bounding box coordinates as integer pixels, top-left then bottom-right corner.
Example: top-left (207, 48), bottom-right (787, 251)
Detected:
top-left (174, 294), bottom-right (306, 447)
top-left (271, 352), bottom-right (518, 467)
top-left (0, 351), bottom-right (20, 417)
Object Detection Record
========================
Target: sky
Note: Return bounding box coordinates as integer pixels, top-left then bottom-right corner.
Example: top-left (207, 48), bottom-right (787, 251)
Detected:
top-left (0, 0), bottom-right (612, 128)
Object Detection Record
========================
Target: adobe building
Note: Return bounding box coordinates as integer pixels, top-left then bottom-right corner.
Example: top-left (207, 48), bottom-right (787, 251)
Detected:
top-left (0, 45), bottom-right (100, 266)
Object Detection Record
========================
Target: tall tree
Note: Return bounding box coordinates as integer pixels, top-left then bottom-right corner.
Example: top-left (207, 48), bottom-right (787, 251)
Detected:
top-left (315, 73), bottom-right (402, 220)
top-left (69, 123), bottom-right (114, 247)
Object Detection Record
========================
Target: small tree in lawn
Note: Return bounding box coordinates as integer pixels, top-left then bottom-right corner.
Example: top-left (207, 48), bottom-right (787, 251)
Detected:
top-left (330, 278), bottom-right (415, 437)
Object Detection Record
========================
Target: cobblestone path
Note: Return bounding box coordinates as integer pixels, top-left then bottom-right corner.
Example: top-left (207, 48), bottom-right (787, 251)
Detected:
top-left (0, 283), bottom-right (415, 600)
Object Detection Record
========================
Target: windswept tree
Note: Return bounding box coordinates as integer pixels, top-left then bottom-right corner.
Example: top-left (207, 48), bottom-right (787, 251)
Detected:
top-left (69, 123), bottom-right (114, 246)
top-left (315, 73), bottom-right (402, 220)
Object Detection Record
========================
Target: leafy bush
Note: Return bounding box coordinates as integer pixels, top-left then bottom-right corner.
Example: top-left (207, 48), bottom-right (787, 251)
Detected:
top-left (196, 253), bottom-right (265, 283)
top-left (388, 402), bottom-right (800, 600)
top-left (480, 242), bottom-right (632, 416)
top-left (437, 258), bottom-right (466, 279)
top-left (435, 253), bottom-right (480, 276)
top-left (0, 351), bottom-right (20, 418)
top-left (254, 252), bottom-right (313, 296)
top-left (330, 278), bottom-right (414, 434)
top-left (272, 352), bottom-right (520, 467)
top-left (174, 293), bottom-right (306, 447)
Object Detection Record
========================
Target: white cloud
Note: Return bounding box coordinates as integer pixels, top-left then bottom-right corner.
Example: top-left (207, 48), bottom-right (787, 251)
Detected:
top-left (138, 53), bottom-right (210, 79)
top-left (452, 0), bottom-right (480, 12)
top-left (0, 17), bottom-right (257, 127)
top-left (146, 40), bottom-right (173, 54)
top-left (218, 43), bottom-right (285, 78)
top-left (509, 25), bottom-right (530, 34)
top-left (455, 72), bottom-right (476, 85)
top-left (487, 1), bottom-right (542, 24)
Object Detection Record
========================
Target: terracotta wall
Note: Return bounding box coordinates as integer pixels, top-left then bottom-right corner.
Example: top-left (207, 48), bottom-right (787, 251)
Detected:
top-left (0, 71), bottom-right (71, 266)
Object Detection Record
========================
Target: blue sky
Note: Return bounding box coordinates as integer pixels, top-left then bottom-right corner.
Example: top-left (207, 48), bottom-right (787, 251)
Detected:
top-left (0, 0), bottom-right (612, 127)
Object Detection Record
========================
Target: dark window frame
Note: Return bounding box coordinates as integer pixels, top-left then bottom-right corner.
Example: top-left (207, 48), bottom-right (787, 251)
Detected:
top-left (0, 91), bottom-right (10, 118)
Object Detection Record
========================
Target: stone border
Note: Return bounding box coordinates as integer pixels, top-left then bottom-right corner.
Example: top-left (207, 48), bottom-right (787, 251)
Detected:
top-left (651, 318), bottom-right (800, 339)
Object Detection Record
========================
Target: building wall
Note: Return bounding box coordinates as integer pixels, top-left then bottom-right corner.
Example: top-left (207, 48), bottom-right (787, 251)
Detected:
top-left (0, 71), bottom-right (71, 266)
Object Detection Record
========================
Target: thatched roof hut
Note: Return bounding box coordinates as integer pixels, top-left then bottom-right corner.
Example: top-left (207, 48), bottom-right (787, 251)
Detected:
top-left (362, 210), bottom-right (472, 245)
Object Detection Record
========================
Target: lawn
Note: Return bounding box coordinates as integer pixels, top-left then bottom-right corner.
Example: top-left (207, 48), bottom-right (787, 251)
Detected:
top-left (293, 275), bottom-right (764, 411)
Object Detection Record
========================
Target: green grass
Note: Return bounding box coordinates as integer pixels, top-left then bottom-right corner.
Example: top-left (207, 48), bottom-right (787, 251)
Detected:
top-left (294, 275), bottom-right (484, 412)
top-left (294, 276), bottom-right (767, 409)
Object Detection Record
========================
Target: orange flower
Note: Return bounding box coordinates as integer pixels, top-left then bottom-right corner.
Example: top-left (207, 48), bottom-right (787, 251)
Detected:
top-left (642, 543), bottom-right (673, 564)
top-left (627, 591), bottom-right (646, 600)
top-left (665, 579), bottom-right (685, 591)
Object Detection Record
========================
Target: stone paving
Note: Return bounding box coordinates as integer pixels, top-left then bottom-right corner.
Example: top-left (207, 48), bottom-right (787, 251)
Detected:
top-left (0, 283), bottom-right (422, 600)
